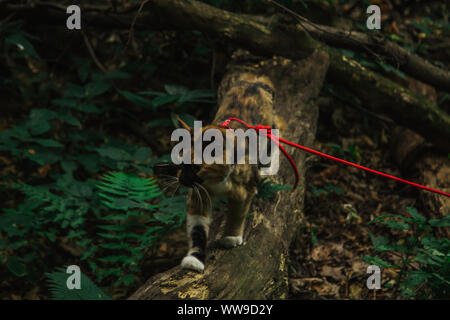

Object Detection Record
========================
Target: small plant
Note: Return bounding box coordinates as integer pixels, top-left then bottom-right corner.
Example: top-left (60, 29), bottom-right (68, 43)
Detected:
top-left (309, 183), bottom-right (343, 197)
top-left (46, 267), bottom-right (111, 300)
top-left (118, 84), bottom-right (215, 110)
top-left (362, 207), bottom-right (450, 299)
top-left (327, 142), bottom-right (361, 162)
top-left (257, 177), bottom-right (292, 199)
top-left (92, 172), bottom-right (186, 286)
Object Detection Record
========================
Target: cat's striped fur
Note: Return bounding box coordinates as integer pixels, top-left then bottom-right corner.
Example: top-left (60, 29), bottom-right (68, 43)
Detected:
top-left (169, 73), bottom-right (278, 272)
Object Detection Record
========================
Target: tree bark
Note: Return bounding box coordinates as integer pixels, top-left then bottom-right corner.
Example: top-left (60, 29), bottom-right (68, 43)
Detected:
top-left (3, 0), bottom-right (449, 153)
top-left (390, 127), bottom-right (449, 237)
top-left (128, 50), bottom-right (329, 300)
top-left (287, 17), bottom-right (450, 92)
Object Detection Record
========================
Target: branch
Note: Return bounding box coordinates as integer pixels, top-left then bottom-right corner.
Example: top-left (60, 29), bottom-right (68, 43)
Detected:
top-left (267, 0), bottom-right (450, 92)
top-left (2, 0), bottom-right (449, 152)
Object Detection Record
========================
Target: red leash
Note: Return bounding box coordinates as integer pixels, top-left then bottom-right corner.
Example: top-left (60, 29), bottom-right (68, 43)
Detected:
top-left (220, 117), bottom-right (450, 197)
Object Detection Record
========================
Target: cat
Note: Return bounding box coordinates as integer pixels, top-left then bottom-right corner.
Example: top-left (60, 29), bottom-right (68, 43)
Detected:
top-left (155, 73), bottom-right (278, 272)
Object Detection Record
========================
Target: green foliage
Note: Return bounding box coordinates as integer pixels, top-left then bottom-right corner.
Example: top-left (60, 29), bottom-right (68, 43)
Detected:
top-left (1, 20), bottom-right (40, 59)
top-left (309, 183), bottom-right (343, 197)
top-left (118, 85), bottom-right (215, 110)
top-left (256, 177), bottom-right (292, 199)
top-left (46, 267), bottom-right (111, 300)
top-left (327, 142), bottom-right (360, 162)
top-left (92, 172), bottom-right (185, 286)
top-left (362, 207), bottom-right (450, 299)
top-left (0, 169), bottom-right (186, 286)
top-left (0, 21), bottom-right (191, 290)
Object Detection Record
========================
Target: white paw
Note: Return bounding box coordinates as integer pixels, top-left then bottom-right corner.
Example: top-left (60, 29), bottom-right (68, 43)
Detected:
top-left (181, 255), bottom-right (204, 272)
top-left (216, 236), bottom-right (243, 249)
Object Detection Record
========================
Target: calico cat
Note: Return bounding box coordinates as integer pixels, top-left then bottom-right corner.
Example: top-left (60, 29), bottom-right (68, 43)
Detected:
top-left (155, 73), bottom-right (277, 272)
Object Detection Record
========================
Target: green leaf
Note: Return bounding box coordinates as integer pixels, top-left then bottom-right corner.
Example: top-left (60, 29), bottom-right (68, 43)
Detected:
top-left (26, 149), bottom-right (61, 165)
top-left (64, 84), bottom-right (85, 98)
top-left (147, 118), bottom-right (172, 128)
top-left (385, 220), bottom-right (411, 230)
top-left (179, 89), bottom-right (215, 104)
top-left (152, 94), bottom-right (179, 108)
top-left (164, 84), bottom-right (188, 95)
top-left (79, 103), bottom-right (100, 114)
top-left (46, 267), bottom-right (111, 300)
top-left (134, 147), bottom-right (151, 163)
top-left (5, 33), bottom-right (40, 59)
top-left (369, 213), bottom-right (413, 224)
top-left (84, 81), bottom-right (111, 98)
top-left (361, 255), bottom-right (394, 268)
top-left (96, 147), bottom-right (131, 161)
top-left (59, 112), bottom-right (81, 126)
top-left (52, 98), bottom-right (78, 108)
top-left (6, 256), bottom-right (27, 277)
top-left (257, 178), bottom-right (292, 198)
top-left (406, 206), bottom-right (426, 223)
top-left (117, 90), bottom-right (153, 108)
top-left (368, 232), bottom-right (392, 252)
top-left (28, 121), bottom-right (51, 136)
top-left (403, 270), bottom-right (431, 288)
top-left (78, 154), bottom-right (100, 173)
top-left (30, 108), bottom-right (58, 123)
top-left (31, 138), bottom-right (63, 148)
top-left (115, 274), bottom-right (135, 286)
top-left (61, 160), bottom-right (77, 174)
top-left (429, 215), bottom-right (450, 227)
top-left (26, 109), bottom-right (58, 135)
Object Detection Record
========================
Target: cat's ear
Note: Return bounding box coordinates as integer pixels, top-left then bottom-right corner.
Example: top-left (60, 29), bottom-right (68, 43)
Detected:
top-left (175, 114), bottom-right (192, 131)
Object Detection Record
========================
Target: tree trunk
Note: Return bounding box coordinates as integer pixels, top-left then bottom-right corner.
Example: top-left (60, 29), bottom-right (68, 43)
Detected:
top-left (391, 127), bottom-right (450, 237)
top-left (128, 50), bottom-right (329, 300)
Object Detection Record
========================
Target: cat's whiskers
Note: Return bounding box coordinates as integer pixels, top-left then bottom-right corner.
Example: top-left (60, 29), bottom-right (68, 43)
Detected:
top-left (158, 174), bottom-right (178, 180)
top-left (161, 180), bottom-right (178, 194)
top-left (195, 183), bottom-right (212, 211)
top-left (160, 179), bottom-right (177, 188)
top-left (193, 185), bottom-right (203, 212)
top-left (170, 183), bottom-right (180, 199)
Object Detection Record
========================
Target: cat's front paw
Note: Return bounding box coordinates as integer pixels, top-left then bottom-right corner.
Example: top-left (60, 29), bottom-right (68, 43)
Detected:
top-left (216, 236), bottom-right (243, 249)
top-left (181, 255), bottom-right (205, 272)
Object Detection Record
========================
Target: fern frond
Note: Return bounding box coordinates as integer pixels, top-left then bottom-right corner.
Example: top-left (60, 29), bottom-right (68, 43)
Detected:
top-left (97, 172), bottom-right (161, 210)
top-left (46, 267), bottom-right (111, 300)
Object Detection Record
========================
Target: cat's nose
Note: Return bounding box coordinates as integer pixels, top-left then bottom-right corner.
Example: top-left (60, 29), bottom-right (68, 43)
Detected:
top-left (179, 164), bottom-right (202, 187)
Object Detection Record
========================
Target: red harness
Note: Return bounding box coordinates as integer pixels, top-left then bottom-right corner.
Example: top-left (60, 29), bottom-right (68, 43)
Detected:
top-left (220, 117), bottom-right (450, 197)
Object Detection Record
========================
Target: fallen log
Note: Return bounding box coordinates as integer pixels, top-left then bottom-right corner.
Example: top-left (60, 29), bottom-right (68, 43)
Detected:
top-left (129, 50), bottom-right (329, 299)
top-left (390, 127), bottom-right (450, 238)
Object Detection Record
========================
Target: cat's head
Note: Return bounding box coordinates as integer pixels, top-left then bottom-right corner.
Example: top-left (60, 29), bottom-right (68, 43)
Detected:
top-left (154, 117), bottom-right (235, 189)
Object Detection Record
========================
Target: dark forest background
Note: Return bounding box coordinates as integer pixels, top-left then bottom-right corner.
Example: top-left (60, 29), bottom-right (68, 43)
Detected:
top-left (0, 0), bottom-right (449, 300)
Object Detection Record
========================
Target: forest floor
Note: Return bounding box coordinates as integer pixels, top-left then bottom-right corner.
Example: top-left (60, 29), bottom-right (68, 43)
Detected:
top-left (289, 100), bottom-right (420, 300)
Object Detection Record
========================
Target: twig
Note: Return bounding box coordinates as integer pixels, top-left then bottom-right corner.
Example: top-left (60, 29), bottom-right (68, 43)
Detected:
top-left (267, 0), bottom-right (386, 65)
top-left (82, 31), bottom-right (107, 73)
top-left (125, 0), bottom-right (149, 51)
